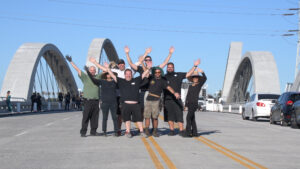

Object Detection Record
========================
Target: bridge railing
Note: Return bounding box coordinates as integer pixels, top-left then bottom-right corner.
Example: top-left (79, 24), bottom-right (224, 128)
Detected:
top-left (0, 100), bottom-right (68, 114)
top-left (220, 102), bottom-right (245, 114)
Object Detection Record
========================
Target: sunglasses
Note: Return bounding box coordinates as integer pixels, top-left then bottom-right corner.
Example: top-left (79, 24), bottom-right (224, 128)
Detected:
top-left (144, 59), bottom-right (152, 61)
top-left (155, 71), bottom-right (161, 74)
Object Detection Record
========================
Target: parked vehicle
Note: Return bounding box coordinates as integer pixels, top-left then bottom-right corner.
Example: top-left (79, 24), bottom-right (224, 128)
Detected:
top-left (242, 93), bottom-right (280, 121)
top-left (291, 100), bottom-right (300, 129)
top-left (270, 92), bottom-right (300, 126)
top-left (206, 98), bottom-right (215, 111)
top-left (198, 97), bottom-right (206, 111)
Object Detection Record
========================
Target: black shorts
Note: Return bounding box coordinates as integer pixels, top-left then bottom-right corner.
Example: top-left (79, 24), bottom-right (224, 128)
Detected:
top-left (164, 99), bottom-right (184, 123)
top-left (117, 97), bottom-right (122, 115)
top-left (121, 103), bottom-right (142, 122)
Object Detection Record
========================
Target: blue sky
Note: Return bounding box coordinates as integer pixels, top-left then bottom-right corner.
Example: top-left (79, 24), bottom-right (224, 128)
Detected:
top-left (0, 0), bottom-right (299, 95)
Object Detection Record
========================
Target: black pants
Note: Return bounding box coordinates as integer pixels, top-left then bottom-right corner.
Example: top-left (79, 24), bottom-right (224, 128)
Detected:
top-left (186, 102), bottom-right (198, 135)
top-left (101, 102), bottom-right (118, 132)
top-left (80, 100), bottom-right (99, 135)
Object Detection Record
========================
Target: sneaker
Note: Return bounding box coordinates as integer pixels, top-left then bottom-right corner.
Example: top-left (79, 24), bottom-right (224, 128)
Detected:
top-left (152, 128), bottom-right (159, 137)
top-left (114, 132), bottom-right (119, 137)
top-left (179, 131), bottom-right (184, 137)
top-left (117, 130), bottom-right (122, 136)
top-left (192, 133), bottom-right (198, 137)
top-left (90, 132), bottom-right (100, 136)
top-left (168, 130), bottom-right (175, 136)
top-left (125, 131), bottom-right (132, 138)
top-left (103, 131), bottom-right (107, 137)
top-left (140, 132), bottom-right (148, 138)
top-left (81, 134), bottom-right (87, 137)
top-left (144, 128), bottom-right (151, 137)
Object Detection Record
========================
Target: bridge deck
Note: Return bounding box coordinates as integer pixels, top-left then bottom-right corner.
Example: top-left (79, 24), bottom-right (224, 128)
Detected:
top-left (0, 110), bottom-right (299, 169)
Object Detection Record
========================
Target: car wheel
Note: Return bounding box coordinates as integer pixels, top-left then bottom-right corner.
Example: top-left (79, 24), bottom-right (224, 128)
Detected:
top-left (242, 110), bottom-right (246, 120)
top-left (280, 113), bottom-right (288, 126)
top-left (251, 110), bottom-right (257, 121)
top-left (270, 113), bottom-right (274, 124)
top-left (291, 113), bottom-right (299, 129)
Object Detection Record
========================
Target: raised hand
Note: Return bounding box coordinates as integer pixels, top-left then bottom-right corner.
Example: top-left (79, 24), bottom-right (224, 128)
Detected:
top-left (145, 47), bottom-right (152, 54)
top-left (194, 59), bottom-right (201, 66)
top-left (197, 68), bottom-right (204, 73)
top-left (89, 57), bottom-right (96, 63)
top-left (169, 46), bottom-right (175, 54)
top-left (104, 62), bottom-right (109, 68)
top-left (138, 55), bottom-right (145, 64)
top-left (124, 46), bottom-right (130, 54)
top-left (66, 55), bottom-right (72, 62)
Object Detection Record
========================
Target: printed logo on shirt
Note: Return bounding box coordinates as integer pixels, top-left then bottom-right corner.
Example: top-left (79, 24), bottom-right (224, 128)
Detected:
top-left (131, 82), bottom-right (136, 85)
top-left (151, 80), bottom-right (155, 85)
top-left (174, 74), bottom-right (177, 77)
top-left (167, 81), bottom-right (170, 84)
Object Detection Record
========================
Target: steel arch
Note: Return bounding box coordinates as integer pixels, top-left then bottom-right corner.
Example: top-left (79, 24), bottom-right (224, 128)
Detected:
top-left (0, 43), bottom-right (78, 101)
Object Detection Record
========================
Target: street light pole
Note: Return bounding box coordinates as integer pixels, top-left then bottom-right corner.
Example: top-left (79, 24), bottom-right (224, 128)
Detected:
top-left (295, 1), bottom-right (300, 79)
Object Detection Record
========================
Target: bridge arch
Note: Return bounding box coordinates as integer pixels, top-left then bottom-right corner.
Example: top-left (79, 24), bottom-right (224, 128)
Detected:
top-left (226, 51), bottom-right (280, 103)
top-left (0, 43), bottom-right (78, 101)
top-left (291, 71), bottom-right (300, 91)
top-left (85, 38), bottom-right (119, 73)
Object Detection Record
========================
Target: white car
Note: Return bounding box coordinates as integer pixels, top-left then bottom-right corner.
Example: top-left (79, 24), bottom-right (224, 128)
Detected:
top-left (206, 98), bottom-right (215, 111)
top-left (242, 93), bottom-right (280, 121)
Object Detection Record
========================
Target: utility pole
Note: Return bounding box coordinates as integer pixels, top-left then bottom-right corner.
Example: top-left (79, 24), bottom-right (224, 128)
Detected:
top-left (295, 1), bottom-right (300, 79)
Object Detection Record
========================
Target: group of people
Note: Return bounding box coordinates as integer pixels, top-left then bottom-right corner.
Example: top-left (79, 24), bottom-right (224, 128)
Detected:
top-left (67, 46), bottom-right (206, 138)
top-left (30, 92), bottom-right (42, 112)
top-left (58, 92), bottom-right (83, 111)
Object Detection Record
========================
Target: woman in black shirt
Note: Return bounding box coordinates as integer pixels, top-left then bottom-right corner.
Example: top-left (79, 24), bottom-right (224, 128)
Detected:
top-left (185, 67), bottom-right (207, 137)
top-left (86, 66), bottom-right (119, 136)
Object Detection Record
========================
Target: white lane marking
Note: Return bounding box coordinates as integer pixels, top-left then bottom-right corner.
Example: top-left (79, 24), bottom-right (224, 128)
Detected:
top-left (45, 122), bottom-right (54, 126)
top-left (15, 131), bottom-right (28, 137)
top-left (63, 117), bottom-right (71, 121)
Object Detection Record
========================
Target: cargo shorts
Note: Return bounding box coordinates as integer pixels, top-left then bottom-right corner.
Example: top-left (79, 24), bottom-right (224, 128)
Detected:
top-left (144, 100), bottom-right (160, 119)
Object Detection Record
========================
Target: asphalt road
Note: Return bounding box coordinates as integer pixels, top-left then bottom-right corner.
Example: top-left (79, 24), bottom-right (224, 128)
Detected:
top-left (0, 110), bottom-right (299, 169)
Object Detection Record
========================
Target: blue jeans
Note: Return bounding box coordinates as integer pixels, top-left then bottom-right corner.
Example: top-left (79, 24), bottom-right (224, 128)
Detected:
top-left (101, 102), bottom-right (118, 132)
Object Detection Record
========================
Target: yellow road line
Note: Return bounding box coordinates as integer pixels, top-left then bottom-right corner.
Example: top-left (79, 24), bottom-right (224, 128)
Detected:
top-left (134, 123), bottom-right (164, 169)
top-left (148, 136), bottom-right (177, 169)
top-left (200, 136), bottom-right (267, 169)
top-left (141, 137), bottom-right (164, 169)
top-left (195, 137), bottom-right (256, 169)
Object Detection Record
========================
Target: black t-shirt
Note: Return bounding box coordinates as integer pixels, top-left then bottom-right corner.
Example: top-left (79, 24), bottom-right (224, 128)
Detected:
top-left (98, 80), bottom-right (117, 103)
top-left (117, 76), bottom-right (144, 102)
top-left (87, 71), bottom-right (118, 103)
top-left (146, 76), bottom-right (168, 101)
top-left (164, 72), bottom-right (187, 100)
top-left (185, 73), bottom-right (207, 104)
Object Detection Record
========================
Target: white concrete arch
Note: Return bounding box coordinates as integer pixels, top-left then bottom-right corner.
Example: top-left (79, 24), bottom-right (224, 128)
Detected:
top-left (226, 51), bottom-right (280, 103)
top-left (291, 71), bottom-right (300, 91)
top-left (85, 38), bottom-right (119, 73)
top-left (0, 43), bottom-right (78, 101)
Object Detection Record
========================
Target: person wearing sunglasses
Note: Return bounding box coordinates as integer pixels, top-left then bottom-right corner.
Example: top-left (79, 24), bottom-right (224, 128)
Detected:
top-left (143, 66), bottom-right (180, 137)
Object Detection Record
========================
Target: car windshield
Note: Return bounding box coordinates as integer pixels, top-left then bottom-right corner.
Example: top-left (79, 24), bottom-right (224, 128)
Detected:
top-left (258, 94), bottom-right (280, 100)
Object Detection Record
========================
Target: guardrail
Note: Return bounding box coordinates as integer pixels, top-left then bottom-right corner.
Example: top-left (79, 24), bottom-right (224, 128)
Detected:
top-left (220, 102), bottom-right (245, 114)
top-left (204, 102), bottom-right (245, 114)
top-left (0, 101), bottom-right (68, 114)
